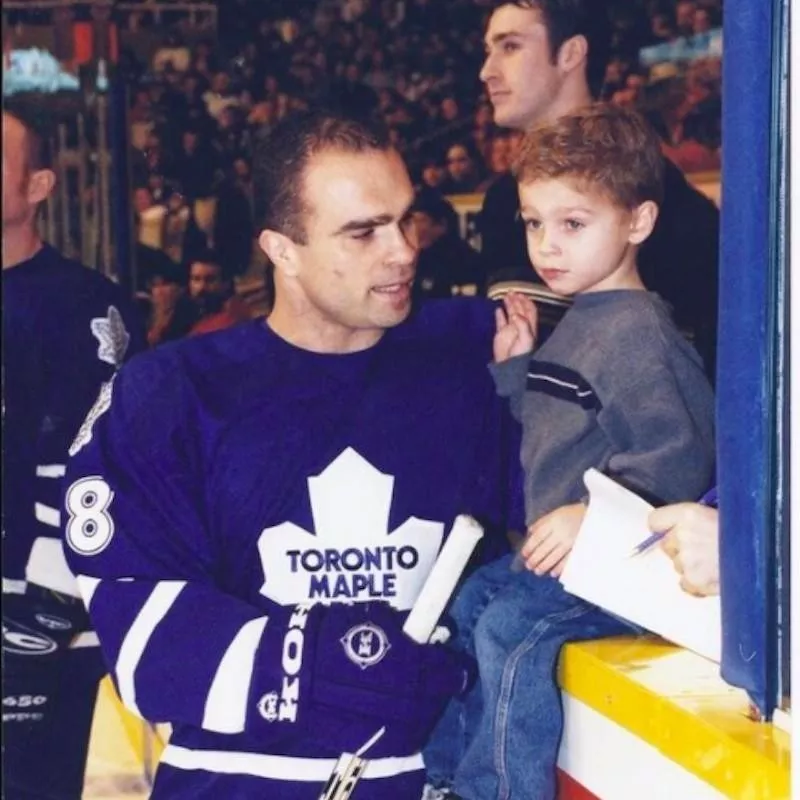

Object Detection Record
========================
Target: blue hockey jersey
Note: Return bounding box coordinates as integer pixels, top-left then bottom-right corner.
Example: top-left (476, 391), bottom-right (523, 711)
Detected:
top-left (63, 299), bottom-right (523, 799)
top-left (3, 244), bottom-right (146, 594)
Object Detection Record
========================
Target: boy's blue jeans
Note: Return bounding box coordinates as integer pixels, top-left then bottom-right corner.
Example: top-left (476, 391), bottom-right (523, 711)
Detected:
top-left (425, 553), bottom-right (637, 800)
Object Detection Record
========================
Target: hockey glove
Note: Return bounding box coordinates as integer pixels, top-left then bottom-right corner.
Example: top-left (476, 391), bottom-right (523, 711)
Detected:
top-left (251, 601), bottom-right (474, 757)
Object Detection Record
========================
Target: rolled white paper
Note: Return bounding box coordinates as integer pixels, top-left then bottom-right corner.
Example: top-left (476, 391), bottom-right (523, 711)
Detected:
top-left (402, 514), bottom-right (484, 644)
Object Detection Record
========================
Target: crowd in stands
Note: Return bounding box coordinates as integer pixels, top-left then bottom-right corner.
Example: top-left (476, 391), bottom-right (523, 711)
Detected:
top-left (77, 0), bottom-right (721, 343)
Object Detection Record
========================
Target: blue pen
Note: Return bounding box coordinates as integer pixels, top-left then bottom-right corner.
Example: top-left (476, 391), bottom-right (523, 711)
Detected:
top-left (628, 486), bottom-right (718, 557)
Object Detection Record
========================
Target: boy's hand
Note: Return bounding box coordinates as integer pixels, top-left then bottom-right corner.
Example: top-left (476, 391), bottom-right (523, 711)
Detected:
top-left (493, 292), bottom-right (538, 362)
top-left (519, 503), bottom-right (586, 577)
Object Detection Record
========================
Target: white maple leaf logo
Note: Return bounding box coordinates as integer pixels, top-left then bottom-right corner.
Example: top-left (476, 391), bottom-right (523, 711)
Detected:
top-left (68, 377), bottom-right (115, 457)
top-left (257, 448), bottom-right (445, 611)
top-left (90, 305), bottom-right (130, 367)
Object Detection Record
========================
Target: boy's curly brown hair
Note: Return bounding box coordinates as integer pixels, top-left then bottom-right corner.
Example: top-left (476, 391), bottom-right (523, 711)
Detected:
top-left (513, 104), bottom-right (664, 209)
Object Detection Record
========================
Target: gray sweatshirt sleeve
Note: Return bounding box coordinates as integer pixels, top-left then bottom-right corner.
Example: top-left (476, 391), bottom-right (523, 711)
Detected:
top-left (488, 354), bottom-right (530, 422)
top-left (598, 361), bottom-right (715, 504)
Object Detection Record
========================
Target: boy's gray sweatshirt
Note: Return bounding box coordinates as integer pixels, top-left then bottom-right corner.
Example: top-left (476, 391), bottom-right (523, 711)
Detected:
top-left (490, 290), bottom-right (715, 525)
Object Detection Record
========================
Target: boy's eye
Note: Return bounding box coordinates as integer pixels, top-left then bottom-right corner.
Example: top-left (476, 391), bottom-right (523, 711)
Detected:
top-left (523, 218), bottom-right (541, 231)
top-left (352, 229), bottom-right (375, 241)
top-left (565, 219), bottom-right (585, 231)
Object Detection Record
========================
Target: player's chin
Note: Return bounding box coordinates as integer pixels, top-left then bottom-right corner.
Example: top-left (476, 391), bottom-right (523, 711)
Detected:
top-left (492, 103), bottom-right (523, 131)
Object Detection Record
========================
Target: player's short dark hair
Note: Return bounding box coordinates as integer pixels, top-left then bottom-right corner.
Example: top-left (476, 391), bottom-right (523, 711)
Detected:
top-left (514, 104), bottom-right (664, 208)
top-left (252, 106), bottom-right (392, 245)
top-left (486, 1), bottom-right (612, 99)
top-left (2, 96), bottom-right (54, 171)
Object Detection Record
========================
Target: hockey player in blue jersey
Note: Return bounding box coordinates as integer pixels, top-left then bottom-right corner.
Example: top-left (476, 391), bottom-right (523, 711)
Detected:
top-left (2, 100), bottom-right (146, 797)
top-left (62, 108), bottom-right (524, 799)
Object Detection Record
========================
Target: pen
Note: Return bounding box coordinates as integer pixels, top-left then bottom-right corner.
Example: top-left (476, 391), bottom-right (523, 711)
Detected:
top-left (628, 485), bottom-right (718, 557)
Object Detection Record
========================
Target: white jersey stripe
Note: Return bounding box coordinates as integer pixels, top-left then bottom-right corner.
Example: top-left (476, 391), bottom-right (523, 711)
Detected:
top-left (36, 464), bottom-right (67, 478)
top-left (76, 575), bottom-right (102, 609)
top-left (117, 581), bottom-right (186, 717)
top-left (202, 616), bottom-right (269, 734)
top-left (70, 631), bottom-right (101, 648)
top-left (34, 502), bottom-right (60, 528)
top-left (26, 536), bottom-right (81, 597)
top-left (160, 744), bottom-right (424, 782)
top-left (2, 578), bottom-right (27, 594)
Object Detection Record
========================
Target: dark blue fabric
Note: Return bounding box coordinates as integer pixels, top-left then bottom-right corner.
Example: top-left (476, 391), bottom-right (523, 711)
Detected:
top-left (717, 0), bottom-right (779, 716)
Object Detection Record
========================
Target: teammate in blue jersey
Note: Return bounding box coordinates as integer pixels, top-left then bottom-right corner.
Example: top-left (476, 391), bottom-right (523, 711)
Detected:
top-left (2, 100), bottom-right (146, 799)
top-left (63, 108), bottom-right (524, 799)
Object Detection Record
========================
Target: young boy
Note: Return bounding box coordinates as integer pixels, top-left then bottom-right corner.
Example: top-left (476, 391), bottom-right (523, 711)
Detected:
top-left (424, 105), bottom-right (715, 800)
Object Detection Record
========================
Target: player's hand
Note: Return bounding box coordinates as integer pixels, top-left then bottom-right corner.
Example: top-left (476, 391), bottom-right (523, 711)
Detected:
top-left (280, 602), bottom-right (474, 757)
top-left (493, 293), bottom-right (538, 362)
top-left (518, 503), bottom-right (586, 577)
top-left (649, 503), bottom-right (720, 597)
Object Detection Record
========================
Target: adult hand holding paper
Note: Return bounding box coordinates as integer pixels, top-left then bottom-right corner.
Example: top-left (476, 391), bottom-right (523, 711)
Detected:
top-left (558, 469), bottom-right (721, 662)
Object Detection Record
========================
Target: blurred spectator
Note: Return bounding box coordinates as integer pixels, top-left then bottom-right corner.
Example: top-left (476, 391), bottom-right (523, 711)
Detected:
top-left (152, 32), bottom-right (191, 74)
top-left (412, 187), bottom-right (487, 300)
top-left (668, 101), bottom-right (721, 173)
top-left (650, 12), bottom-right (676, 43)
top-left (185, 251), bottom-right (252, 335)
top-left (172, 128), bottom-right (218, 202)
top-left (134, 185), bottom-right (167, 251)
top-left (480, 133), bottom-right (513, 190)
top-left (145, 257), bottom-right (193, 347)
top-left (213, 168), bottom-right (255, 277)
top-left (148, 172), bottom-right (169, 205)
top-left (420, 152), bottom-right (447, 190)
top-left (161, 184), bottom-right (207, 266)
top-left (675, 1), bottom-right (698, 37)
top-left (203, 72), bottom-right (240, 121)
top-left (440, 141), bottom-right (485, 195)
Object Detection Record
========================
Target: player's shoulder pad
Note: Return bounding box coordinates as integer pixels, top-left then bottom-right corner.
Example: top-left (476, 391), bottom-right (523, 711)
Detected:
top-left (117, 321), bottom-right (266, 400)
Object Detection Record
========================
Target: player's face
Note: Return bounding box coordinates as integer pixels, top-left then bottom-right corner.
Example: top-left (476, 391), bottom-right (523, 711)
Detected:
top-left (2, 114), bottom-right (33, 230)
top-left (480, 5), bottom-right (564, 131)
top-left (289, 148), bottom-right (418, 342)
top-left (518, 178), bottom-right (653, 296)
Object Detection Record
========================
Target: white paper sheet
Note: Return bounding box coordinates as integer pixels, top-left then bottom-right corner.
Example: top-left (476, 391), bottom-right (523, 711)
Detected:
top-left (559, 469), bottom-right (721, 662)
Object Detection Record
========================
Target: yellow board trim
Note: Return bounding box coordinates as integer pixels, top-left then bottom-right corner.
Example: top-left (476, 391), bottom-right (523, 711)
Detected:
top-left (100, 677), bottom-right (166, 778)
top-left (558, 638), bottom-right (791, 799)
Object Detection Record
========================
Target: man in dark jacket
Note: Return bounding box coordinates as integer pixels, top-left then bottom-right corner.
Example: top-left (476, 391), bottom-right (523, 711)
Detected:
top-left (412, 187), bottom-right (488, 301)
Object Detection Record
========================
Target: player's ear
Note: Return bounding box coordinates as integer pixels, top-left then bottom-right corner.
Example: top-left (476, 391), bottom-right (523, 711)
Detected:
top-left (259, 229), bottom-right (300, 278)
top-left (26, 168), bottom-right (56, 206)
top-left (556, 34), bottom-right (588, 77)
top-left (627, 200), bottom-right (659, 245)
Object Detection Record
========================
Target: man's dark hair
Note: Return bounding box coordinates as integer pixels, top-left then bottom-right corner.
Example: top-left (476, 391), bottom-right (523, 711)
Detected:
top-left (188, 247), bottom-right (224, 270)
top-left (488, 1), bottom-right (613, 99)
top-left (3, 96), bottom-right (54, 171)
top-left (252, 106), bottom-right (392, 244)
top-left (146, 254), bottom-right (186, 287)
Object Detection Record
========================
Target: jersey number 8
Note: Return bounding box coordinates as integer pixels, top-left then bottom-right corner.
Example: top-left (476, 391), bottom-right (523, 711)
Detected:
top-left (65, 476), bottom-right (115, 555)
